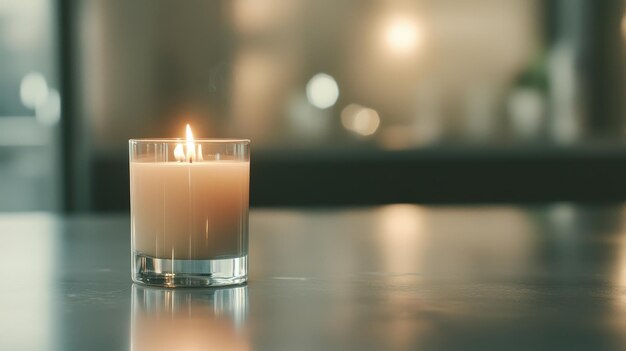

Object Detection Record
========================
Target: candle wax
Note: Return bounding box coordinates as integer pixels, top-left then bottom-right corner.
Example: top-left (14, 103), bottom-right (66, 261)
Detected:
top-left (130, 160), bottom-right (249, 260)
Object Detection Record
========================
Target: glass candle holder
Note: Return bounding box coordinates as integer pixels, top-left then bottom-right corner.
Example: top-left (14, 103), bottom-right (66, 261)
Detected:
top-left (129, 138), bottom-right (250, 287)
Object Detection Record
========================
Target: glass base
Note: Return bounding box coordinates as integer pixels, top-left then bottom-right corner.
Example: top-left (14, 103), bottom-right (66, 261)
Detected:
top-left (132, 252), bottom-right (248, 288)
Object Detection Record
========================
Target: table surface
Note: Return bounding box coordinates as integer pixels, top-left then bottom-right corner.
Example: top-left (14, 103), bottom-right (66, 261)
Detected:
top-left (2, 204), bottom-right (626, 350)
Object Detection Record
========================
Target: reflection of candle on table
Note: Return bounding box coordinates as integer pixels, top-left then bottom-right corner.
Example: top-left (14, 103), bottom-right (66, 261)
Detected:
top-left (129, 125), bottom-right (250, 287)
top-left (132, 285), bottom-right (249, 351)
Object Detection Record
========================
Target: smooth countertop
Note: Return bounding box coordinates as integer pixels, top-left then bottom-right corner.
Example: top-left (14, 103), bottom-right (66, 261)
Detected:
top-left (2, 204), bottom-right (626, 350)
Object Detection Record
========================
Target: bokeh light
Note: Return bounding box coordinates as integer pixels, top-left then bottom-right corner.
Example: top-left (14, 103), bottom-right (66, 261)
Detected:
top-left (20, 71), bottom-right (49, 109)
top-left (340, 104), bottom-right (362, 129)
top-left (384, 17), bottom-right (422, 54)
top-left (306, 73), bottom-right (339, 109)
top-left (341, 103), bottom-right (380, 136)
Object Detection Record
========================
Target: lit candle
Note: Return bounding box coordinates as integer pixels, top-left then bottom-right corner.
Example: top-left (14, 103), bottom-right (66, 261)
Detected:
top-left (129, 125), bottom-right (250, 287)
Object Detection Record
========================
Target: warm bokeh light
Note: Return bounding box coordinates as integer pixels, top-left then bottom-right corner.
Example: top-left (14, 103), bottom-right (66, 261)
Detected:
top-left (340, 104), bottom-right (361, 129)
top-left (341, 104), bottom-right (380, 136)
top-left (306, 73), bottom-right (339, 109)
top-left (384, 17), bottom-right (422, 54)
top-left (354, 108), bottom-right (380, 136)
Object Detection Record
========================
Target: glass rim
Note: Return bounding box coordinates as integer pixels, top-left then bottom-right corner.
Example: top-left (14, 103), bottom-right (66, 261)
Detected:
top-left (129, 138), bottom-right (250, 144)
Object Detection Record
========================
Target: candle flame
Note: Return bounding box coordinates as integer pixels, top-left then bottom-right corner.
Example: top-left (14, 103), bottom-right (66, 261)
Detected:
top-left (185, 124), bottom-right (196, 162)
top-left (174, 124), bottom-right (197, 162)
top-left (174, 144), bottom-right (185, 161)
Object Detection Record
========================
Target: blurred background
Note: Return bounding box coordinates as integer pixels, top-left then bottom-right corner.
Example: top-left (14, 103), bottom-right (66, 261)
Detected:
top-left (2, 0), bottom-right (626, 212)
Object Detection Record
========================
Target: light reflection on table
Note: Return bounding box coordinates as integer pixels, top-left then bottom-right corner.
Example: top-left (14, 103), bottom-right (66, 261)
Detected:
top-left (131, 285), bottom-right (248, 351)
top-left (2, 205), bottom-right (626, 350)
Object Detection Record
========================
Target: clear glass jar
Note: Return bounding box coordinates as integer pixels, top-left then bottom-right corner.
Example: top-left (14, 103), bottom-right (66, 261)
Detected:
top-left (129, 138), bottom-right (250, 287)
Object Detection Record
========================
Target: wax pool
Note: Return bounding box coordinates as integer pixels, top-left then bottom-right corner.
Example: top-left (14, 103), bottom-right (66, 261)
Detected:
top-left (130, 160), bottom-right (249, 260)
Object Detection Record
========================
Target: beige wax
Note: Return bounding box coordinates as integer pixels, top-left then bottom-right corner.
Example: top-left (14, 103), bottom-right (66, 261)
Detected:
top-left (130, 160), bottom-right (249, 260)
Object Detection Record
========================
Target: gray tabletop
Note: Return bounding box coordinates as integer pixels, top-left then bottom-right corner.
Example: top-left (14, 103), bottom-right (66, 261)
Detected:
top-left (2, 204), bottom-right (626, 350)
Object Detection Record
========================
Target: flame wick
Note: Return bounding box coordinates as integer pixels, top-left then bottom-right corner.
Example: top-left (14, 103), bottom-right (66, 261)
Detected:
top-left (174, 124), bottom-right (198, 163)
top-left (185, 124), bottom-right (196, 163)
